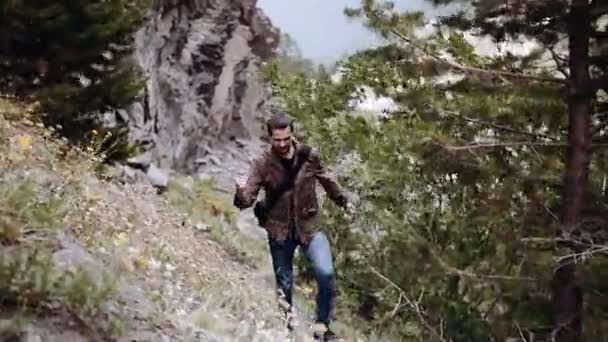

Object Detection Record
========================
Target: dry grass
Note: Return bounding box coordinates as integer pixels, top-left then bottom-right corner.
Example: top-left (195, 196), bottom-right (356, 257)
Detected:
top-left (0, 99), bottom-right (126, 339)
top-left (0, 97), bottom-right (289, 341)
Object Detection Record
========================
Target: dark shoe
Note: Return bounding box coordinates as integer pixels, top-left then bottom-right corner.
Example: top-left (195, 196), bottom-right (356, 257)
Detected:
top-left (286, 315), bottom-right (295, 331)
top-left (323, 329), bottom-right (340, 341)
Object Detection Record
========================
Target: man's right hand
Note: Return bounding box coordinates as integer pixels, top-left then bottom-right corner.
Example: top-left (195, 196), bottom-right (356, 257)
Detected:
top-left (234, 175), bottom-right (248, 189)
top-left (233, 176), bottom-right (248, 209)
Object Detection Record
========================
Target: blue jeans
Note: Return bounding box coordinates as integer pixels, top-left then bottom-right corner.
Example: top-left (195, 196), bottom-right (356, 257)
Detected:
top-left (268, 229), bottom-right (335, 325)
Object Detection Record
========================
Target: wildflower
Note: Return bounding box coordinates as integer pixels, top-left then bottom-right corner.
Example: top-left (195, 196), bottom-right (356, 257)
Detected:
top-left (17, 134), bottom-right (32, 151)
top-left (114, 232), bottom-right (128, 246)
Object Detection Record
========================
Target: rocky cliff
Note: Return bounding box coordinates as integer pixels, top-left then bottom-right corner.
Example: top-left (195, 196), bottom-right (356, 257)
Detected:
top-left (109, 0), bottom-right (279, 173)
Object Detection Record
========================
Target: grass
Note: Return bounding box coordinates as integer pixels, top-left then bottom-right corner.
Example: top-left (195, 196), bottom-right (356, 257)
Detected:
top-left (166, 176), bottom-right (268, 268)
top-left (0, 98), bottom-right (127, 340)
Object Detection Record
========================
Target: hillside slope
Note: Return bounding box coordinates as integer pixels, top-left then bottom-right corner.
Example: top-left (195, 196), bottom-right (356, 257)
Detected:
top-left (0, 98), bottom-right (293, 341)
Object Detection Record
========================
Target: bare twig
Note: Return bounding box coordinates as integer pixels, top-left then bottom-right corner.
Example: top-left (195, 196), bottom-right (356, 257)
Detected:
top-left (556, 246), bottom-right (608, 266)
top-left (545, 206), bottom-right (559, 221)
top-left (548, 44), bottom-right (569, 79)
top-left (515, 321), bottom-right (527, 341)
top-left (370, 267), bottom-right (448, 342)
top-left (390, 293), bottom-right (404, 317)
top-left (390, 29), bottom-right (567, 85)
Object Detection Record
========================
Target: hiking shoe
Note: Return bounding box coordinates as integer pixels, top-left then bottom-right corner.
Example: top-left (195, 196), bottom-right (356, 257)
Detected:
top-left (286, 316), bottom-right (296, 331)
top-left (322, 329), bottom-right (340, 341)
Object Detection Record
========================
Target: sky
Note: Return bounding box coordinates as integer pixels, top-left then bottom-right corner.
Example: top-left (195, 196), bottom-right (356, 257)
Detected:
top-left (257, 0), bottom-right (459, 63)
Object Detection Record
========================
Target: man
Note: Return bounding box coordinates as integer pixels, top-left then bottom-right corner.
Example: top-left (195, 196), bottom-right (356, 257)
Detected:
top-left (233, 112), bottom-right (352, 341)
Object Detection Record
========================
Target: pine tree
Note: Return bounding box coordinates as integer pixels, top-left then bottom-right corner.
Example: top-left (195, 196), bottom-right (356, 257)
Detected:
top-left (265, 0), bottom-right (608, 340)
top-left (0, 0), bottom-right (147, 160)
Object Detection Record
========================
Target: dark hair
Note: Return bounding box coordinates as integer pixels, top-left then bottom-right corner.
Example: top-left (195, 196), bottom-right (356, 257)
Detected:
top-left (266, 112), bottom-right (294, 135)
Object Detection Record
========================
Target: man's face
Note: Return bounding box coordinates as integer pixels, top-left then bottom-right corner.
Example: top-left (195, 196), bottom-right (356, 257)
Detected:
top-left (270, 127), bottom-right (293, 157)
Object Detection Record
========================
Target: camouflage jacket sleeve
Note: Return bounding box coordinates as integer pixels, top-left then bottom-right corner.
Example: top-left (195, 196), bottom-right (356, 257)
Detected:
top-left (233, 157), bottom-right (264, 209)
top-left (311, 149), bottom-right (348, 208)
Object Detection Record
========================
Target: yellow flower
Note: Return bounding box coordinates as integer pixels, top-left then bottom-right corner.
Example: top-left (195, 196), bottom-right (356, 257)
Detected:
top-left (114, 232), bottom-right (128, 246)
top-left (16, 134), bottom-right (32, 152)
top-left (134, 255), bottom-right (149, 270)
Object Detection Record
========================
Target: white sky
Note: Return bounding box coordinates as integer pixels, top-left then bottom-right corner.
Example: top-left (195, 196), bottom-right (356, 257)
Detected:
top-left (257, 0), bottom-right (459, 62)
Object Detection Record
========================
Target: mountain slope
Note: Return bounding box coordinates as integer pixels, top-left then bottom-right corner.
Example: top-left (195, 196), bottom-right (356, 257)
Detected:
top-left (0, 98), bottom-right (291, 341)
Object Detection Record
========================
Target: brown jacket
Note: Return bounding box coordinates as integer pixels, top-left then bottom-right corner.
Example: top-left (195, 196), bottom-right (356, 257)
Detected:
top-left (233, 142), bottom-right (348, 244)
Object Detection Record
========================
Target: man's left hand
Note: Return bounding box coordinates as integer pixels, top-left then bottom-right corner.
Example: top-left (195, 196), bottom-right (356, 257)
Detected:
top-left (343, 201), bottom-right (355, 222)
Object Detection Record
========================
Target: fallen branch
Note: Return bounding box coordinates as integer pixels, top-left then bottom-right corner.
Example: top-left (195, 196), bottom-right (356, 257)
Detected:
top-left (370, 267), bottom-right (447, 342)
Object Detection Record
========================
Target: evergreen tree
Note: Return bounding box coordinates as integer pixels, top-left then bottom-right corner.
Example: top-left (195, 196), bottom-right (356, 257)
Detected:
top-left (0, 0), bottom-right (147, 161)
top-left (264, 0), bottom-right (608, 340)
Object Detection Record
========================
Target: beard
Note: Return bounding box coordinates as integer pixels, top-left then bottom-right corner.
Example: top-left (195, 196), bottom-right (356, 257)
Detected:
top-left (272, 143), bottom-right (291, 157)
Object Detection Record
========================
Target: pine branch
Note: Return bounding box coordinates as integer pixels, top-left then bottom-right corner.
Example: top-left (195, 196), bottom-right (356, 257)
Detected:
top-left (389, 29), bottom-right (568, 85)
top-left (590, 77), bottom-right (608, 91)
top-left (437, 140), bottom-right (608, 150)
top-left (437, 141), bottom-right (568, 150)
top-left (590, 0), bottom-right (608, 18)
top-left (440, 109), bottom-right (561, 141)
top-left (591, 31), bottom-right (608, 40)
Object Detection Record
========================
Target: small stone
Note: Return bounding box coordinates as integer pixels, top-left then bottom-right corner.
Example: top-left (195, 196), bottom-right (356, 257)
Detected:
top-left (147, 163), bottom-right (169, 188)
top-left (209, 156), bottom-right (221, 165)
top-left (194, 222), bottom-right (209, 232)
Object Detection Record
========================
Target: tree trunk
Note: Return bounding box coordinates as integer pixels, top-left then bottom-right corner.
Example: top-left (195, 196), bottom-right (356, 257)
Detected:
top-left (552, 1), bottom-right (592, 341)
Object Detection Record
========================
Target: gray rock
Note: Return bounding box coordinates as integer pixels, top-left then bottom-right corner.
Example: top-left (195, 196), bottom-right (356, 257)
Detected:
top-left (119, 165), bottom-right (148, 184)
top-left (194, 222), bottom-right (209, 232)
top-left (126, 151), bottom-right (153, 169)
top-left (20, 323), bottom-right (89, 342)
top-left (117, 285), bottom-right (157, 320)
top-left (114, 0), bottom-right (279, 173)
top-left (146, 163), bottom-right (169, 188)
top-left (53, 232), bottom-right (107, 283)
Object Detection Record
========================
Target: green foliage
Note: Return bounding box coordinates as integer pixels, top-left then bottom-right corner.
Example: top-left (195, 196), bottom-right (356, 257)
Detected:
top-left (0, 0), bottom-right (148, 163)
top-left (264, 0), bottom-right (608, 340)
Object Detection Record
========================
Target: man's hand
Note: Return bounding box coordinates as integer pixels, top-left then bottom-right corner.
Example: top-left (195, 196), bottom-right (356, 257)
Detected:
top-left (234, 175), bottom-right (248, 189)
top-left (345, 201), bottom-right (355, 215)
top-left (342, 191), bottom-right (358, 222)
top-left (343, 201), bottom-right (355, 222)
top-left (233, 175), bottom-right (249, 209)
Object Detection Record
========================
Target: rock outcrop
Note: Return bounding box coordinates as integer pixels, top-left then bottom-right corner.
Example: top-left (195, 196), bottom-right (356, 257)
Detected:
top-left (109, 0), bottom-right (279, 172)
